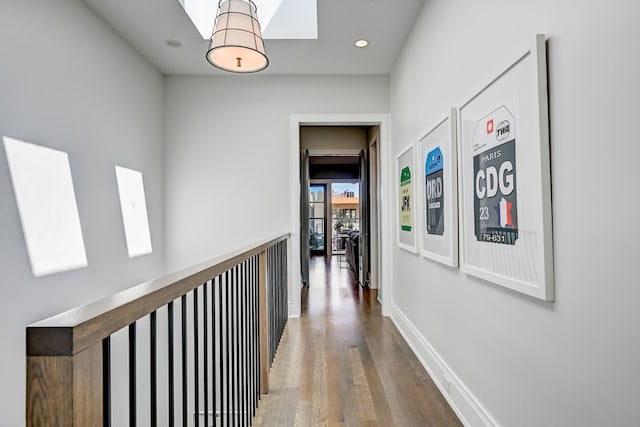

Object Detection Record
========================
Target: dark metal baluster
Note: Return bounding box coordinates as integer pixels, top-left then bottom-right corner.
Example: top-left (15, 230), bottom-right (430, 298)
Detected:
top-left (278, 242), bottom-right (281, 344)
top-left (280, 242), bottom-right (282, 341)
top-left (274, 243), bottom-right (277, 350)
top-left (255, 254), bottom-right (259, 415)
top-left (285, 242), bottom-right (288, 334)
top-left (274, 246), bottom-right (277, 362)
top-left (150, 311), bottom-right (157, 427)
top-left (252, 255), bottom-right (257, 419)
top-left (249, 257), bottom-right (254, 419)
top-left (231, 267), bottom-right (236, 427)
top-left (219, 274), bottom-right (224, 427)
top-left (212, 277), bottom-right (217, 427)
top-left (245, 260), bottom-right (250, 427)
top-left (282, 243), bottom-right (285, 340)
top-left (129, 323), bottom-right (136, 427)
top-left (272, 245), bottom-right (276, 356)
top-left (204, 281), bottom-right (209, 427)
top-left (235, 265), bottom-right (240, 427)
top-left (249, 257), bottom-right (254, 420)
top-left (276, 243), bottom-right (279, 347)
top-left (247, 258), bottom-right (254, 420)
top-left (242, 261), bottom-right (247, 427)
top-left (284, 240), bottom-right (289, 337)
top-left (103, 337), bottom-right (111, 427)
top-left (284, 242), bottom-right (286, 338)
top-left (168, 301), bottom-right (175, 427)
top-left (277, 245), bottom-right (280, 353)
top-left (226, 270), bottom-right (231, 427)
top-left (267, 247), bottom-right (270, 367)
top-left (220, 274), bottom-right (225, 427)
top-left (273, 245), bottom-right (277, 356)
top-left (181, 295), bottom-right (188, 427)
top-left (270, 246), bottom-right (275, 366)
top-left (256, 253), bottom-right (261, 403)
top-left (194, 288), bottom-right (200, 427)
top-left (280, 241), bottom-right (285, 345)
top-left (277, 244), bottom-right (280, 348)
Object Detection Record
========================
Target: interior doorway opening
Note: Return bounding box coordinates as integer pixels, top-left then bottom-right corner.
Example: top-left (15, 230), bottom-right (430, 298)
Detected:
top-left (299, 126), bottom-right (379, 291)
top-left (289, 114), bottom-right (390, 319)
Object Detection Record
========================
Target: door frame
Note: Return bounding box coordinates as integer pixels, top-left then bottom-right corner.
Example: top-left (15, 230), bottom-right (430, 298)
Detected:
top-left (368, 129), bottom-right (381, 295)
top-left (288, 113), bottom-right (392, 318)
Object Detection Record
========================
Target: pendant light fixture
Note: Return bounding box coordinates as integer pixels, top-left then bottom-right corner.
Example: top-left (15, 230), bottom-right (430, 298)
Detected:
top-left (206, 0), bottom-right (269, 73)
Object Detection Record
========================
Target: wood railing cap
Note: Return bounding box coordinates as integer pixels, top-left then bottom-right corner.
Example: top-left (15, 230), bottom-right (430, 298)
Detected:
top-left (27, 233), bottom-right (289, 356)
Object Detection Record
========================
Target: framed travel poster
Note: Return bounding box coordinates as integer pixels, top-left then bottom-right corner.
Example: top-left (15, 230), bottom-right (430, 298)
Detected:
top-left (396, 143), bottom-right (417, 253)
top-left (418, 109), bottom-right (458, 267)
top-left (458, 34), bottom-right (554, 301)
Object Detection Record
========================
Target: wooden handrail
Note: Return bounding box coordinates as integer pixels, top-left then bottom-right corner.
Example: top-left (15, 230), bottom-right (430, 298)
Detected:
top-left (27, 233), bottom-right (288, 357)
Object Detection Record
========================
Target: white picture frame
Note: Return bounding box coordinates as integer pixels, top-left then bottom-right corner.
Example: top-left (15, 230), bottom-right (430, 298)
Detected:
top-left (457, 34), bottom-right (554, 301)
top-left (396, 143), bottom-right (418, 253)
top-left (418, 109), bottom-right (459, 267)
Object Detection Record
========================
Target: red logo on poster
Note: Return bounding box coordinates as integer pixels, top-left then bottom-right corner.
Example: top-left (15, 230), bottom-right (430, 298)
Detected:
top-left (486, 119), bottom-right (494, 134)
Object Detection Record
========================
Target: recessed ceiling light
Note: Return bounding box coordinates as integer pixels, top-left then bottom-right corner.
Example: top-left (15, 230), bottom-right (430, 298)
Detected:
top-left (165, 39), bottom-right (182, 48)
top-left (354, 39), bottom-right (369, 48)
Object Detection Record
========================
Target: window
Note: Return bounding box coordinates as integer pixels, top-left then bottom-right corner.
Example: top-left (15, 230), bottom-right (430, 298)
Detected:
top-left (331, 183), bottom-right (359, 233)
top-left (309, 185), bottom-right (325, 252)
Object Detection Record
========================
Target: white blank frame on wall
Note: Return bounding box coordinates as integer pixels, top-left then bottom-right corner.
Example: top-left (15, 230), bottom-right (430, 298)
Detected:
top-left (115, 166), bottom-right (152, 258)
top-left (457, 34), bottom-right (554, 301)
top-left (418, 109), bottom-right (459, 267)
top-left (3, 136), bottom-right (88, 277)
top-left (396, 143), bottom-right (418, 253)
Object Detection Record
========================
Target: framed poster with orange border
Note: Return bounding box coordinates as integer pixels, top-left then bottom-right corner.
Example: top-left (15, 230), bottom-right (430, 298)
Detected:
top-left (457, 34), bottom-right (554, 301)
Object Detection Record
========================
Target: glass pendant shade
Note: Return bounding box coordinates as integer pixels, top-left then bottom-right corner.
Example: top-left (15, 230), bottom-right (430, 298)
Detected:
top-left (206, 0), bottom-right (269, 73)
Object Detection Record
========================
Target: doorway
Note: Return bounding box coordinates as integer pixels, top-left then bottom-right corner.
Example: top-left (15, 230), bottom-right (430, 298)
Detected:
top-left (289, 114), bottom-right (391, 318)
top-left (299, 128), bottom-right (374, 291)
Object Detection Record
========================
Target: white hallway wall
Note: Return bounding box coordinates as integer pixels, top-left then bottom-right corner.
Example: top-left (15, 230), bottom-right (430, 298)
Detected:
top-left (0, 1), bottom-right (165, 425)
top-left (163, 75), bottom-right (389, 273)
top-left (390, 0), bottom-right (640, 426)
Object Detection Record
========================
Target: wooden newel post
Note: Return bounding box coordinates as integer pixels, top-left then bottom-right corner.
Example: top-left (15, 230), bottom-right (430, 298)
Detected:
top-left (26, 336), bottom-right (103, 426)
top-left (258, 249), bottom-right (270, 394)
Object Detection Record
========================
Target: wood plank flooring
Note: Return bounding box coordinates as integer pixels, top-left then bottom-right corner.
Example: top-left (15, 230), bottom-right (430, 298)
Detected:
top-left (255, 256), bottom-right (462, 427)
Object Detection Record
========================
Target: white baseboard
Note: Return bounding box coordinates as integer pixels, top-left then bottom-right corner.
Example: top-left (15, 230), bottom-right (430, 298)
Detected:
top-left (390, 303), bottom-right (498, 427)
top-left (288, 302), bottom-right (300, 318)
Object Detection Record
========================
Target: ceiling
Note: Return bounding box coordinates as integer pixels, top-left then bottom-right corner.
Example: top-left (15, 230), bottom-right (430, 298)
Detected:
top-left (81, 0), bottom-right (425, 75)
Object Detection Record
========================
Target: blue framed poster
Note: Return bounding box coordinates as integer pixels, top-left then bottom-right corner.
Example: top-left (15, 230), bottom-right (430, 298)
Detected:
top-left (418, 109), bottom-right (459, 267)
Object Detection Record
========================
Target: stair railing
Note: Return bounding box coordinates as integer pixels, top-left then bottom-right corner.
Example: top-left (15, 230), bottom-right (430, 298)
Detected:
top-left (26, 234), bottom-right (289, 427)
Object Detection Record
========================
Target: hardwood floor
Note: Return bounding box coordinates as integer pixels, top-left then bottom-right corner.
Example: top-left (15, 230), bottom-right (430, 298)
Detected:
top-left (255, 256), bottom-right (462, 427)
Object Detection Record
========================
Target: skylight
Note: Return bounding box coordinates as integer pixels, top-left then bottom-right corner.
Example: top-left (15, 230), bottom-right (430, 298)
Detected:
top-left (180, 0), bottom-right (317, 40)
